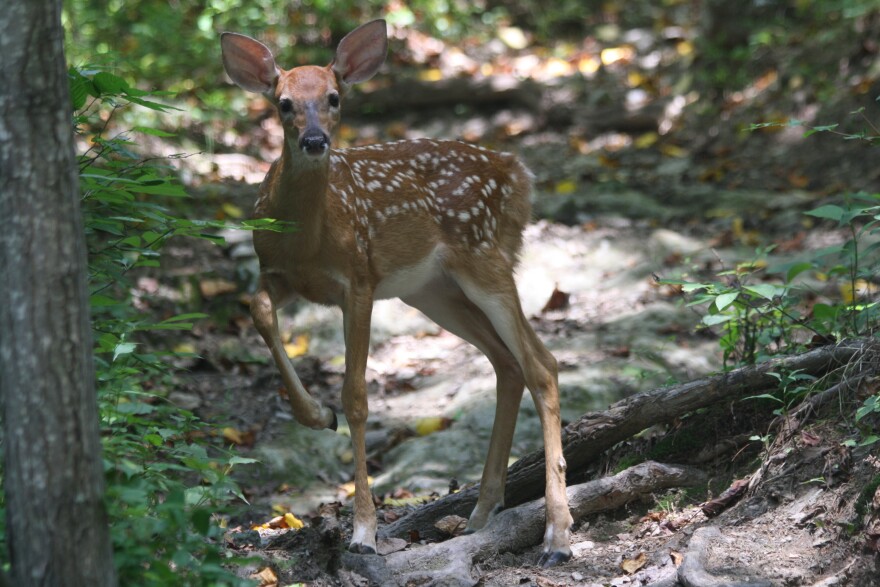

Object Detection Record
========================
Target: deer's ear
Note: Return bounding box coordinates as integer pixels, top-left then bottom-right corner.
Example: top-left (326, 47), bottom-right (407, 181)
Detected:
top-left (221, 32), bottom-right (279, 94)
top-left (331, 20), bottom-right (387, 91)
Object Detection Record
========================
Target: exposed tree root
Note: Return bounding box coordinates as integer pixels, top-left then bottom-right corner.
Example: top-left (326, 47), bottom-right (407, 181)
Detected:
top-left (678, 527), bottom-right (773, 587)
top-left (382, 339), bottom-right (870, 541)
top-left (351, 462), bottom-right (705, 586)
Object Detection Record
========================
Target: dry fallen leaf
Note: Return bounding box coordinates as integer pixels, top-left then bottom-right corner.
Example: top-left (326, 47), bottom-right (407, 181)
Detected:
top-left (377, 537), bottom-right (409, 555)
top-left (249, 566), bottom-right (278, 587)
top-left (801, 431), bottom-right (821, 446)
top-left (339, 477), bottom-right (374, 498)
top-left (621, 552), bottom-right (647, 574)
top-left (434, 515), bottom-right (468, 536)
top-left (554, 179), bottom-right (578, 195)
top-left (640, 511), bottom-right (665, 523)
top-left (702, 478), bottom-right (750, 517)
top-left (608, 346), bottom-right (631, 358)
top-left (541, 285), bottom-right (571, 313)
top-left (671, 551), bottom-right (684, 566)
top-left (498, 26), bottom-right (529, 50)
top-left (222, 427), bottom-right (244, 445)
top-left (266, 515), bottom-right (285, 529)
top-left (284, 512), bottom-right (304, 530)
top-left (221, 202), bottom-right (244, 219)
top-left (284, 334), bottom-right (309, 358)
top-left (199, 278), bottom-right (237, 298)
top-left (413, 416), bottom-right (453, 437)
top-left (634, 132), bottom-right (659, 149)
top-left (318, 501), bottom-right (343, 518)
top-left (659, 143), bottom-right (688, 158)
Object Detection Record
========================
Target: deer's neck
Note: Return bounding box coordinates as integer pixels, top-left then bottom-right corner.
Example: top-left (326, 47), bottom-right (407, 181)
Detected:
top-left (260, 144), bottom-right (331, 257)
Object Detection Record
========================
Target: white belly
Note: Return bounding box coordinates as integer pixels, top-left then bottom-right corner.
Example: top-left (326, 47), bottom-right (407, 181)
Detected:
top-left (373, 247), bottom-right (445, 300)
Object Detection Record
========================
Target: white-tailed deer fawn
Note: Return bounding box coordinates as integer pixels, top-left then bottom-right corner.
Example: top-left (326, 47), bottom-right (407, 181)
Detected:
top-left (221, 20), bottom-right (572, 565)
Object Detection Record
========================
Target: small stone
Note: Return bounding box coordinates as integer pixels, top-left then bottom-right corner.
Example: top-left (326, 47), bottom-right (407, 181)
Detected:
top-left (571, 540), bottom-right (595, 557)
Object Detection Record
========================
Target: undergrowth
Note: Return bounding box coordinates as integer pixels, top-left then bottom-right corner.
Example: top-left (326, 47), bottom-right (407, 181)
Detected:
top-left (0, 67), bottom-right (292, 586)
top-left (663, 101), bottom-right (880, 449)
top-left (76, 67), bottom-right (265, 587)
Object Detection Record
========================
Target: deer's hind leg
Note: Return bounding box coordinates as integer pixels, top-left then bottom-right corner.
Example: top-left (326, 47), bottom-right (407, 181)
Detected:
top-left (447, 261), bottom-right (573, 567)
top-left (402, 276), bottom-right (525, 532)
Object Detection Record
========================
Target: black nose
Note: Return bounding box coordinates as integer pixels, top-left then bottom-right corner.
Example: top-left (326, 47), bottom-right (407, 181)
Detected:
top-left (300, 131), bottom-right (329, 156)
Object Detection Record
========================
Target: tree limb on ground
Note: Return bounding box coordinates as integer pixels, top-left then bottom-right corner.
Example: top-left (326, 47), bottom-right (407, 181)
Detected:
top-left (349, 76), bottom-right (542, 111)
top-left (351, 462), bottom-right (705, 587)
top-left (381, 339), bottom-right (870, 540)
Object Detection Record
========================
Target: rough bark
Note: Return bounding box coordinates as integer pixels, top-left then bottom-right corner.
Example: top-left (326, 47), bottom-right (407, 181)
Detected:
top-left (381, 340), bottom-right (868, 539)
top-left (356, 463), bottom-right (704, 586)
top-left (0, 1), bottom-right (117, 585)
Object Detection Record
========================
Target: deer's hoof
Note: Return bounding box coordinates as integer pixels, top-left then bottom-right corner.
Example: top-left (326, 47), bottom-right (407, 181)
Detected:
top-left (538, 548), bottom-right (572, 568)
top-left (348, 541), bottom-right (377, 555)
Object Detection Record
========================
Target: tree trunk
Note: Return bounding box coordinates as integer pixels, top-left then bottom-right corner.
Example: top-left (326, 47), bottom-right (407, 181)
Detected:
top-left (0, 1), bottom-right (117, 585)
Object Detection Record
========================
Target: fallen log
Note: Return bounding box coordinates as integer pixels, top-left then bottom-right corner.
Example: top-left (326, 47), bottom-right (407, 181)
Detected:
top-left (381, 339), bottom-right (869, 540)
top-left (348, 76), bottom-right (542, 112)
top-left (352, 462), bottom-right (705, 587)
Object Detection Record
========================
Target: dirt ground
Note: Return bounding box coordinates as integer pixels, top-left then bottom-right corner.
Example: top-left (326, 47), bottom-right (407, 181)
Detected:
top-left (170, 213), bottom-right (880, 586)
top-left (147, 19), bottom-right (880, 587)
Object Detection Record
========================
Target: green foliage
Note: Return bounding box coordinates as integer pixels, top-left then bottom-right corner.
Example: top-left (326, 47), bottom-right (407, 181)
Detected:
top-left (744, 369), bottom-right (817, 417)
top-left (72, 67), bottom-right (263, 586)
top-left (855, 475), bottom-right (880, 519)
top-left (665, 249), bottom-right (811, 367)
top-left (696, 0), bottom-right (878, 96)
top-left (667, 103), bottom-right (880, 448)
top-left (63, 0), bottom-right (482, 93)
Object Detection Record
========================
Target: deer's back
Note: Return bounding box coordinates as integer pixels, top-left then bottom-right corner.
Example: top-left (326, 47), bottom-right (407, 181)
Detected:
top-left (330, 139), bottom-right (533, 263)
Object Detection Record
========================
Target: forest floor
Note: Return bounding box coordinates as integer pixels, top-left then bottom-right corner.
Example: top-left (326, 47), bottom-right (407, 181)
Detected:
top-left (146, 22), bottom-right (880, 587)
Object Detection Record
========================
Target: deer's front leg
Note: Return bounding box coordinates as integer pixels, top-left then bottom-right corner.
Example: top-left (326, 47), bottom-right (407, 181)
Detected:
top-left (251, 288), bottom-right (337, 430)
top-left (341, 286), bottom-right (377, 554)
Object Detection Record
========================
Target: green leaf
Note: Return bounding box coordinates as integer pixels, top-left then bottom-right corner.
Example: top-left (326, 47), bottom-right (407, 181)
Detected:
top-left (114, 401), bottom-right (155, 415)
top-left (191, 508), bottom-right (212, 536)
top-left (856, 396), bottom-right (879, 420)
top-left (90, 294), bottom-right (119, 307)
top-left (811, 303), bottom-right (838, 322)
top-left (805, 205), bottom-right (845, 222)
top-left (803, 124), bottom-right (838, 137)
top-left (70, 73), bottom-right (91, 110)
top-left (744, 284), bottom-right (784, 300)
top-left (113, 342), bottom-right (137, 361)
top-left (785, 262), bottom-right (813, 283)
top-left (714, 292), bottom-right (739, 311)
top-left (858, 435), bottom-right (879, 447)
top-left (136, 322), bottom-right (195, 331)
top-left (162, 313), bottom-right (210, 323)
top-left (133, 126), bottom-right (177, 138)
top-left (144, 433), bottom-right (164, 446)
top-left (702, 313), bottom-right (733, 326)
top-left (126, 95), bottom-right (180, 112)
top-left (93, 71), bottom-right (129, 95)
top-left (681, 283), bottom-right (709, 293)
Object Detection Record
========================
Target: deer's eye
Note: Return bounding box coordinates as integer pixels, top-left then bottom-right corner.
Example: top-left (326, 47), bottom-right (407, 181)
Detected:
top-left (279, 98), bottom-right (293, 113)
top-left (328, 92), bottom-right (340, 108)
